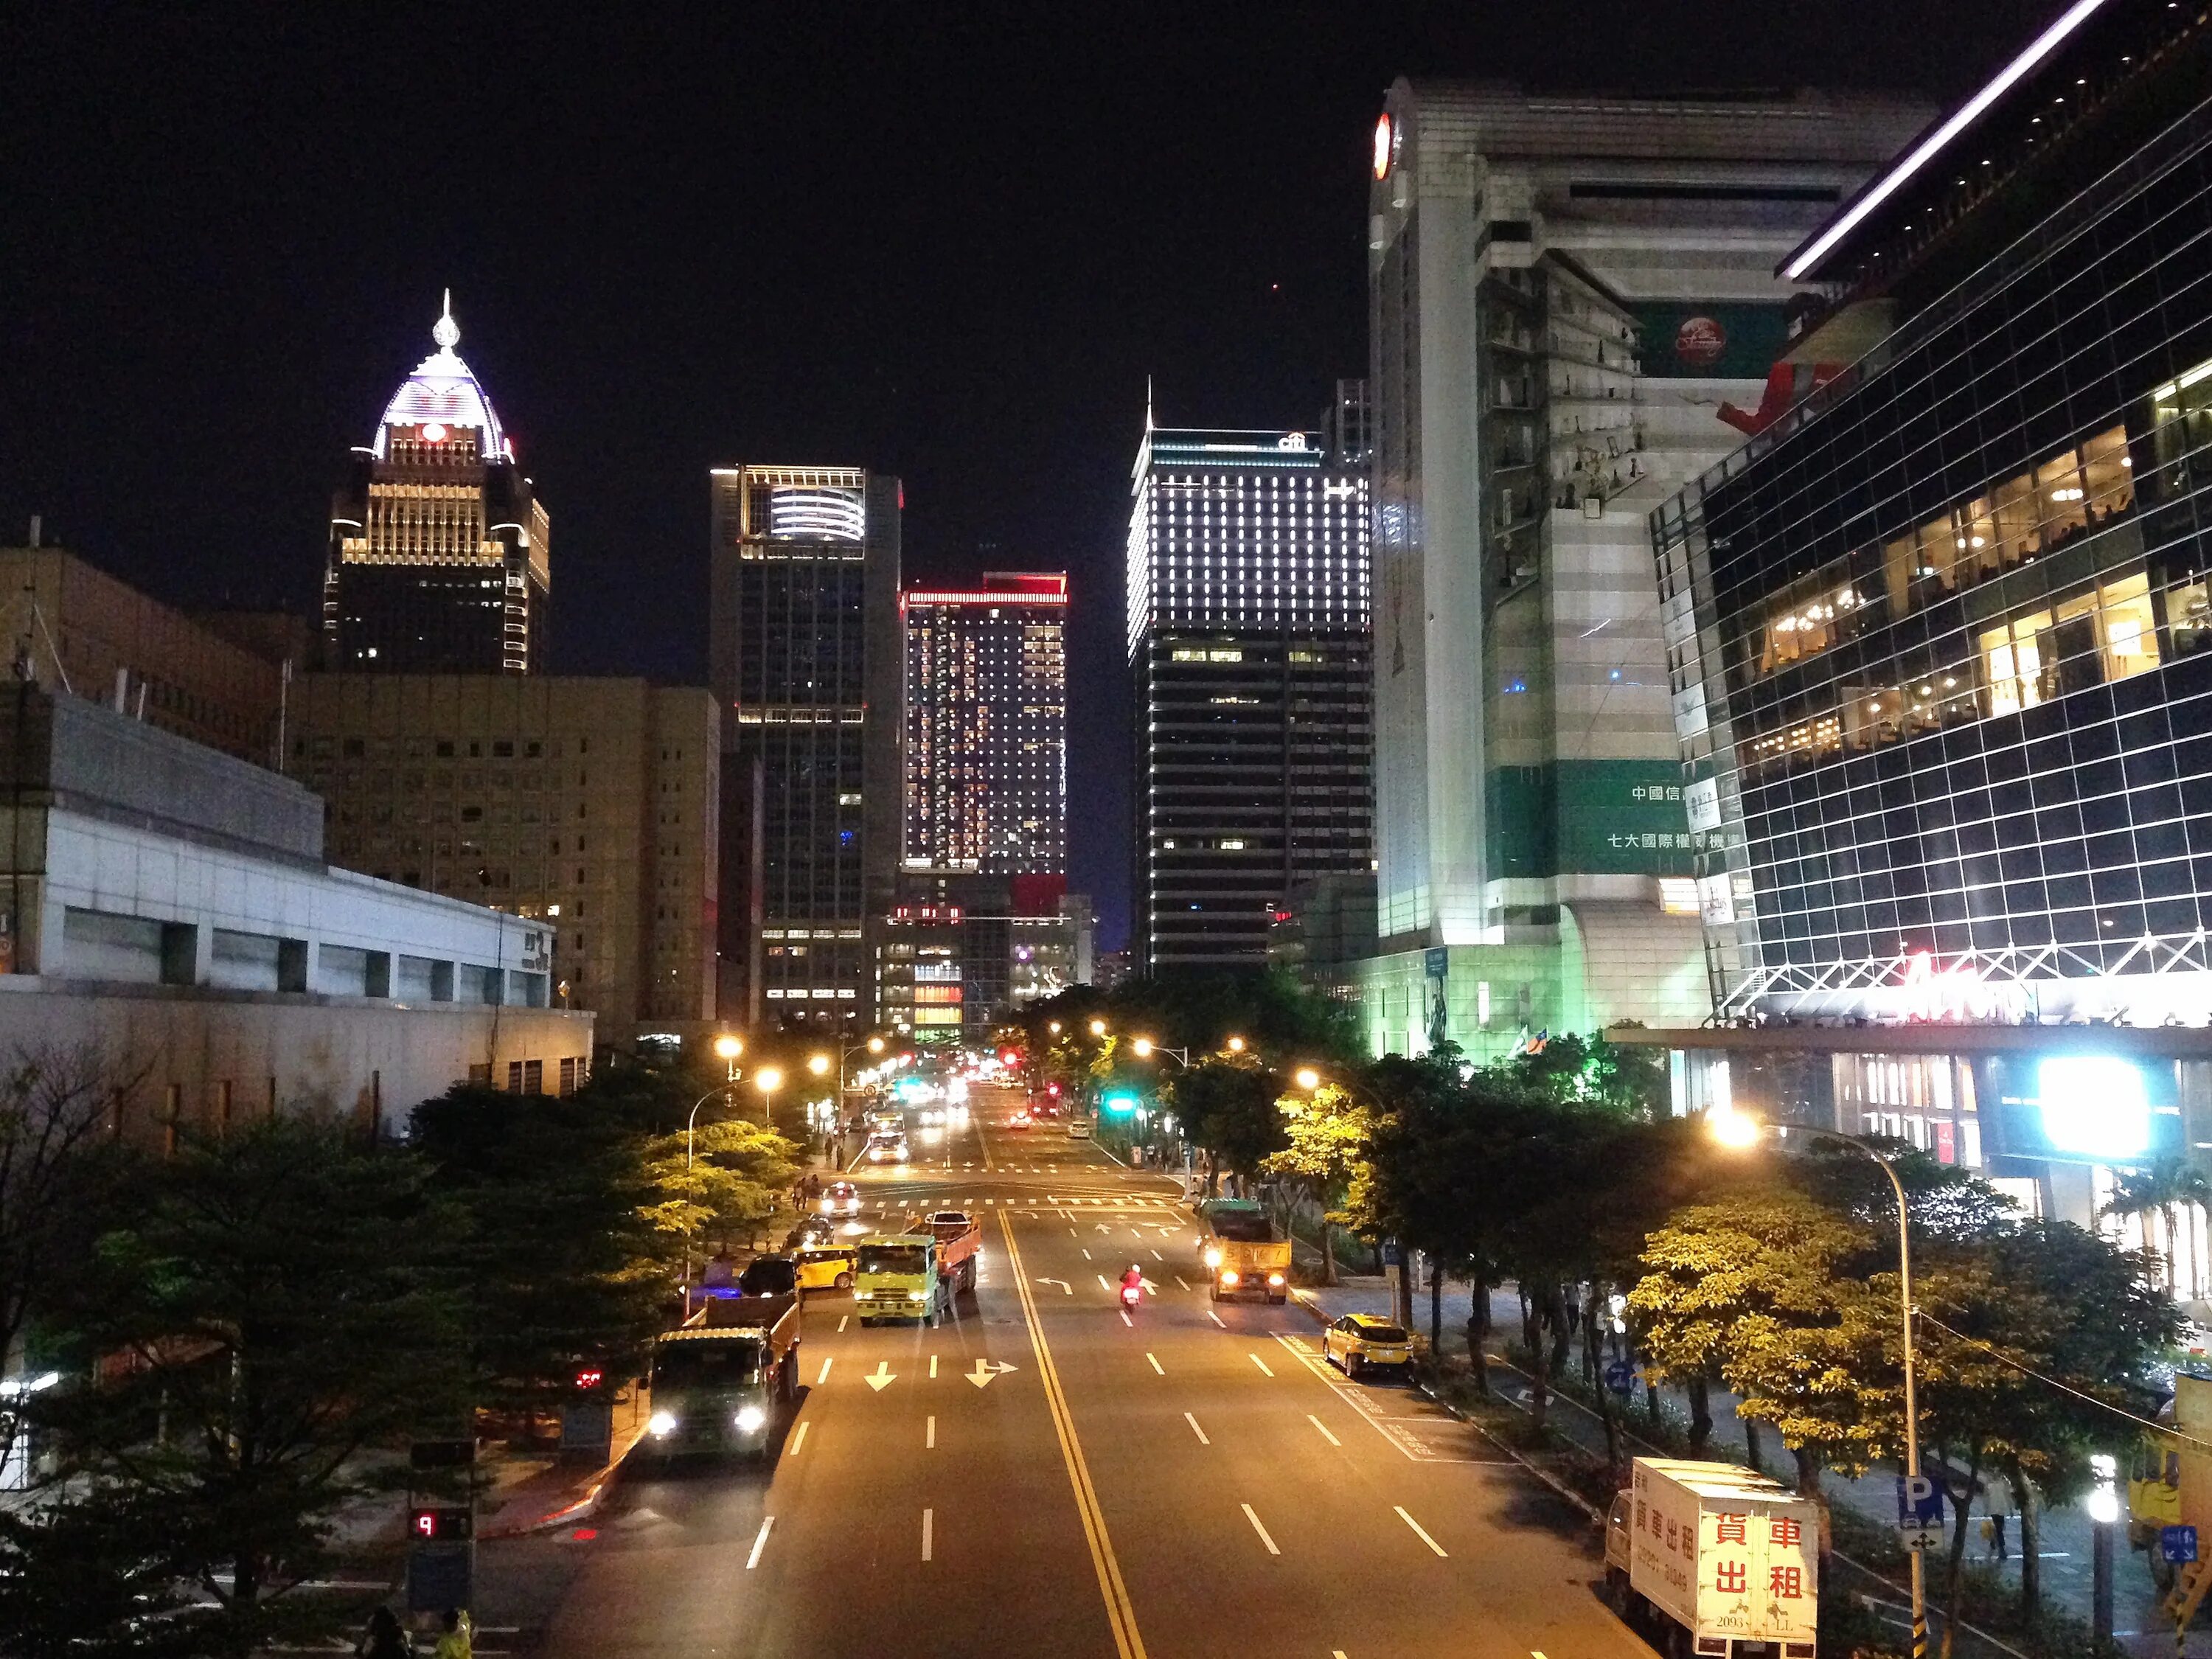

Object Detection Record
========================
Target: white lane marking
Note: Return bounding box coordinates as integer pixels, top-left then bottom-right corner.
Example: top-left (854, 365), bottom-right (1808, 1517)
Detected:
top-left (922, 1508), bottom-right (933, 1562)
top-left (1120, 1310), bottom-right (1133, 1327)
top-left (1184, 1411), bottom-right (1210, 1444)
top-left (1242, 1503), bottom-right (1280, 1556)
top-left (1096, 1273), bottom-right (1110, 1291)
top-left (1333, 1652), bottom-right (1349, 1659)
top-left (1249, 1352), bottom-right (1274, 1377)
top-left (838, 1315), bottom-right (848, 1332)
top-left (789, 1420), bottom-right (810, 1455)
top-left (926, 1414), bottom-right (936, 1449)
top-left (1082, 1248), bottom-right (1092, 1260)
top-left (1130, 1228), bottom-right (1143, 1240)
top-left (930, 1354), bottom-right (939, 1379)
top-left (1396, 1505), bottom-right (1449, 1557)
top-left (1208, 1310), bottom-right (1226, 1328)
top-left (1175, 1275), bottom-right (1190, 1291)
top-left (816, 1356), bottom-right (833, 1386)
top-left (1068, 1226), bottom-right (1077, 1237)
top-left (1308, 1414), bottom-right (1340, 1447)
top-left (745, 1515), bottom-right (774, 1570)
top-left (1146, 1352), bottom-right (1164, 1375)
top-left (1151, 1249), bottom-right (1164, 1262)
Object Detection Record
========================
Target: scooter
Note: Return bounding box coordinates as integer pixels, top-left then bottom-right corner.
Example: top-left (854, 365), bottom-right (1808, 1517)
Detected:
top-left (1120, 1281), bottom-right (1142, 1313)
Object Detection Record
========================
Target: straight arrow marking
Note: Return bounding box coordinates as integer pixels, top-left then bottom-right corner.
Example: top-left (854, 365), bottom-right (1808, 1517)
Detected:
top-left (866, 1361), bottom-right (896, 1392)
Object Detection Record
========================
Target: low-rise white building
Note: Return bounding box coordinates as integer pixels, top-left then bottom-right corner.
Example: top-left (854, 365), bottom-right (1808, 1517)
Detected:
top-left (0, 689), bottom-right (591, 1137)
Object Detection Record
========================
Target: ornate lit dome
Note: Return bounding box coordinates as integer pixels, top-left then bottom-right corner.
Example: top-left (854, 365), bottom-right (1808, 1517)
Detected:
top-left (370, 293), bottom-right (512, 460)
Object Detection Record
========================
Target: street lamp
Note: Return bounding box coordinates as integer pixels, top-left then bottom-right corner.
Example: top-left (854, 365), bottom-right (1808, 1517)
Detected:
top-left (1293, 1066), bottom-right (1322, 1092)
top-left (1089, 1019), bottom-right (1108, 1038)
top-left (1225, 1035), bottom-right (1246, 1053)
top-left (1048, 1020), bottom-right (1062, 1035)
top-left (712, 1032), bottom-right (743, 1080)
top-left (807, 1053), bottom-right (832, 1077)
top-left (1709, 1106), bottom-right (1926, 1659)
top-left (682, 1080), bottom-right (740, 1304)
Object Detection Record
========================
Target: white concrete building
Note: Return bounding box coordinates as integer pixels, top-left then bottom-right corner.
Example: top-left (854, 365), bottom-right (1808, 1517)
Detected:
top-left (0, 689), bottom-right (590, 1136)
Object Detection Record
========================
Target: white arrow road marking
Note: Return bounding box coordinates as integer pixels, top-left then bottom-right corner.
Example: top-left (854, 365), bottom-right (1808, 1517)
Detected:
top-left (1396, 1506), bottom-right (1448, 1557)
top-left (1242, 1503), bottom-right (1280, 1556)
top-left (1146, 1352), bottom-right (1164, 1375)
top-left (966, 1358), bottom-right (1015, 1388)
top-left (816, 1356), bottom-right (834, 1386)
top-left (746, 1515), bottom-right (773, 1570)
top-left (1307, 1414), bottom-right (1340, 1447)
top-left (865, 1361), bottom-right (897, 1392)
top-left (1034, 1277), bottom-right (1071, 1294)
top-left (1249, 1353), bottom-right (1274, 1377)
top-left (1184, 1411), bottom-right (1210, 1444)
top-left (1140, 1277), bottom-right (1159, 1294)
top-left (788, 1421), bottom-right (810, 1455)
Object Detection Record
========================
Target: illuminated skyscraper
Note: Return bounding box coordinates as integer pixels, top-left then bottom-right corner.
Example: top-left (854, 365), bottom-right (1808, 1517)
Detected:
top-left (325, 296), bottom-right (549, 674)
top-left (1127, 413), bottom-right (1373, 973)
top-left (710, 465), bottom-right (902, 1029)
top-left (902, 572), bottom-right (1068, 876)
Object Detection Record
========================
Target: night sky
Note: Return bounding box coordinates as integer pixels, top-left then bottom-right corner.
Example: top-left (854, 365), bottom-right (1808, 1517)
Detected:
top-left (3, 4), bottom-right (2048, 945)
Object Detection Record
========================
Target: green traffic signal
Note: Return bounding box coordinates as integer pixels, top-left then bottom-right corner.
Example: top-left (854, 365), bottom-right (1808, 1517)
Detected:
top-left (1103, 1091), bottom-right (1141, 1115)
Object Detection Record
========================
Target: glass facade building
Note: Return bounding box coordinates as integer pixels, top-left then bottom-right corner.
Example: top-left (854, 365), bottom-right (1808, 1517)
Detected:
top-left (1656, 3), bottom-right (2212, 1032)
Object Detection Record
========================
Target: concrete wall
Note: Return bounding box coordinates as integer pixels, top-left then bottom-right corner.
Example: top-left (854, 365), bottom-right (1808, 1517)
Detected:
top-left (0, 978), bottom-right (592, 1142)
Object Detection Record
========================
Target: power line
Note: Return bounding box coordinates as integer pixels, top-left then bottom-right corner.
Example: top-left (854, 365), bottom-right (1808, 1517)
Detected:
top-left (1914, 1310), bottom-right (2212, 1452)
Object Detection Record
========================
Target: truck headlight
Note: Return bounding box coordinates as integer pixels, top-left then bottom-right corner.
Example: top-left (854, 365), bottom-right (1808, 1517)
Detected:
top-left (1203, 1248), bottom-right (1222, 1268)
top-left (908, 1290), bottom-right (928, 1301)
top-left (1267, 1273), bottom-right (1284, 1286)
top-left (734, 1405), bottom-right (766, 1433)
top-left (647, 1410), bottom-right (677, 1438)
top-left (1220, 1269), bottom-right (1240, 1287)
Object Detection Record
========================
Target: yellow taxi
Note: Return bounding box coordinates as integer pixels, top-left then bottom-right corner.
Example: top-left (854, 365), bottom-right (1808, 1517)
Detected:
top-left (1322, 1313), bottom-right (1412, 1378)
top-left (794, 1244), bottom-right (858, 1295)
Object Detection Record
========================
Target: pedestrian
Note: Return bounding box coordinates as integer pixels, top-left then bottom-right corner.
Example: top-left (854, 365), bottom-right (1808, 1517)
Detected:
top-left (356, 1607), bottom-right (408, 1659)
top-left (1991, 1507), bottom-right (2008, 1561)
top-left (434, 1609), bottom-right (471, 1659)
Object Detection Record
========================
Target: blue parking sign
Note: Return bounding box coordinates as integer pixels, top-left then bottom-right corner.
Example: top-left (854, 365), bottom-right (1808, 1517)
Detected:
top-left (1895, 1474), bottom-right (1944, 1548)
top-left (2163, 1525), bottom-right (2198, 1565)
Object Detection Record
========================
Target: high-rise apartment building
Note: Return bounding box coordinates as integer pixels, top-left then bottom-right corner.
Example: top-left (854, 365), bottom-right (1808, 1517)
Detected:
top-left (1127, 416), bottom-right (1372, 972)
top-left (287, 675), bottom-right (718, 1050)
top-left (710, 467), bottom-right (902, 1029)
top-left (1355, 83), bottom-right (1930, 1059)
top-left (902, 571), bottom-right (1068, 875)
top-left (326, 299), bottom-right (550, 675)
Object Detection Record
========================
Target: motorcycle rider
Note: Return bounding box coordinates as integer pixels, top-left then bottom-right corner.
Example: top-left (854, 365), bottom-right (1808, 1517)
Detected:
top-left (1120, 1264), bottom-right (1144, 1304)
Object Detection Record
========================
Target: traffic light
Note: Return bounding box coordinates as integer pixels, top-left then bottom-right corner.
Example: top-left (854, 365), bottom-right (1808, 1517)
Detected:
top-left (1046, 1082), bottom-right (1062, 1098)
top-left (408, 1505), bottom-right (472, 1542)
top-left (1103, 1090), bottom-right (1141, 1115)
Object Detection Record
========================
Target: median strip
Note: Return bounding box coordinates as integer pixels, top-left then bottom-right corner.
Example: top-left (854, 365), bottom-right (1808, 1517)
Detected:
top-left (998, 1214), bottom-right (1150, 1659)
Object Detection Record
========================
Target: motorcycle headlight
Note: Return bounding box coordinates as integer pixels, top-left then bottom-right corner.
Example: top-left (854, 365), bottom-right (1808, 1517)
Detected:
top-left (647, 1410), bottom-right (677, 1438)
top-left (734, 1405), bottom-right (766, 1433)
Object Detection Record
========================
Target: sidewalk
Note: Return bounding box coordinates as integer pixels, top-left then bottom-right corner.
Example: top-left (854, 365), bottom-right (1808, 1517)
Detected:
top-left (476, 1399), bottom-right (649, 1539)
top-left (1293, 1269), bottom-right (2194, 1655)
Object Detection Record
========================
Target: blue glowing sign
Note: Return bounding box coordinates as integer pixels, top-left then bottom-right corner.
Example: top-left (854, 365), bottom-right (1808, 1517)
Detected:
top-left (2036, 1056), bottom-right (2151, 1161)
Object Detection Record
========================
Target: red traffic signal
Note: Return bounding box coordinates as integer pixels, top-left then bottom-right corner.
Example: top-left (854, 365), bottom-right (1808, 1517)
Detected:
top-left (409, 1505), bottom-right (472, 1542)
top-left (1047, 1082), bottom-right (1062, 1097)
top-left (574, 1366), bottom-right (605, 1391)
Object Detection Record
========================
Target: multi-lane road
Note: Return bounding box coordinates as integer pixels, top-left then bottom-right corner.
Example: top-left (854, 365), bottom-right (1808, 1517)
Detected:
top-left (479, 1084), bottom-right (1656, 1658)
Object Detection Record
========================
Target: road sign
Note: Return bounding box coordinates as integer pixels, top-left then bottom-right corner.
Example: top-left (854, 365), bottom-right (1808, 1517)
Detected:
top-left (2164, 1524), bottom-right (2199, 1564)
top-left (1895, 1474), bottom-right (1944, 1549)
top-left (1602, 1360), bottom-right (1635, 1396)
top-left (406, 1541), bottom-right (471, 1613)
top-left (1381, 1240), bottom-right (1404, 1267)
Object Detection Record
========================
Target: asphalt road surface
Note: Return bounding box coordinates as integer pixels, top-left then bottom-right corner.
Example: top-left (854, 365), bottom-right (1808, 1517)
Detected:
top-left (478, 1082), bottom-right (1656, 1658)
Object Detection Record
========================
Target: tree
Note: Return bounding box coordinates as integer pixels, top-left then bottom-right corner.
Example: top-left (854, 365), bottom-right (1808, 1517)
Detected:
top-left (13, 1118), bottom-right (470, 1656)
top-left (408, 1078), bottom-right (670, 1424)
top-left (1167, 1057), bottom-right (1286, 1194)
top-left (642, 1116), bottom-right (798, 1256)
top-left (2103, 1155), bottom-right (2212, 1300)
top-left (1632, 1183), bottom-right (1900, 1517)
top-left (0, 1045), bottom-right (137, 1475)
top-left (1263, 1081), bottom-right (1370, 1284)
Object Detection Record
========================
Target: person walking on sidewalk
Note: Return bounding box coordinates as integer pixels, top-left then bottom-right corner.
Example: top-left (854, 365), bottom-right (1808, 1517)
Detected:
top-left (355, 1607), bottom-right (408, 1659)
top-left (434, 1609), bottom-right (471, 1659)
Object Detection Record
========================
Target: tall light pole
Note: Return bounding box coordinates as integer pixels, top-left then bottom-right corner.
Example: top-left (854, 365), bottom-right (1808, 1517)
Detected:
top-left (1711, 1107), bottom-right (1924, 1659)
top-left (682, 1078), bottom-right (742, 1306)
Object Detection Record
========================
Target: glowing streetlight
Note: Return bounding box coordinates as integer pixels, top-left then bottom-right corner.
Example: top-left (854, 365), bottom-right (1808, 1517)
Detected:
top-left (754, 1065), bottom-right (785, 1095)
top-left (1225, 1035), bottom-right (1246, 1053)
top-left (1088, 1019), bottom-right (1107, 1038)
top-left (807, 1053), bottom-right (832, 1077)
top-left (713, 1033), bottom-right (742, 1061)
top-left (1711, 1107), bottom-right (1926, 1658)
top-left (1132, 1037), bottom-right (1155, 1058)
top-left (1293, 1066), bottom-right (1321, 1092)
top-left (868, 1036), bottom-right (886, 1054)
top-left (1048, 1020), bottom-right (1062, 1034)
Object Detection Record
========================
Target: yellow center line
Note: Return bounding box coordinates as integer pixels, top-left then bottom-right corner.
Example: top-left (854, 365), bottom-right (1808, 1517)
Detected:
top-left (1000, 1211), bottom-right (1148, 1659)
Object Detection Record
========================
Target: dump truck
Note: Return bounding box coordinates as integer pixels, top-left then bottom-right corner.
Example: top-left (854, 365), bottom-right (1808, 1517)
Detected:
top-left (1194, 1198), bottom-right (1291, 1304)
top-left (852, 1224), bottom-right (975, 1325)
top-left (1605, 1457), bottom-right (1819, 1659)
top-left (644, 1269), bottom-right (801, 1461)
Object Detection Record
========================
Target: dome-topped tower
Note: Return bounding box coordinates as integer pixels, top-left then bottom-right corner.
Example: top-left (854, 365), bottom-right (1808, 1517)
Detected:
top-left (324, 295), bottom-right (549, 675)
